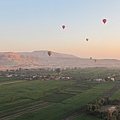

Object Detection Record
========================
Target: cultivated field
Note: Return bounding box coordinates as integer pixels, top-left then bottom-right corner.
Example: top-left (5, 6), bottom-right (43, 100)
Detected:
top-left (0, 67), bottom-right (119, 120)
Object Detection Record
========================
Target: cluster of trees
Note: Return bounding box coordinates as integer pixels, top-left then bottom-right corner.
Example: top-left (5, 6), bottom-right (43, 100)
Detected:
top-left (86, 97), bottom-right (120, 120)
top-left (55, 68), bottom-right (62, 75)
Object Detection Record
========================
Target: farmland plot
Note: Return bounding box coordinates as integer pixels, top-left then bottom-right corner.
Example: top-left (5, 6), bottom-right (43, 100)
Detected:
top-left (0, 80), bottom-right (75, 119)
top-left (11, 82), bottom-right (117, 120)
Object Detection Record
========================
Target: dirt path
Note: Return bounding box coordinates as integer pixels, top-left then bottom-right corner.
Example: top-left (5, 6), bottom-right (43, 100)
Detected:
top-left (102, 85), bottom-right (120, 98)
top-left (0, 80), bottom-right (25, 86)
top-left (61, 85), bottom-right (120, 120)
top-left (0, 102), bottom-right (53, 120)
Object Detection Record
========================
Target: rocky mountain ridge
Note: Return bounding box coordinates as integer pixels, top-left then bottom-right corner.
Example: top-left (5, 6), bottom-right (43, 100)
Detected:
top-left (0, 51), bottom-right (120, 70)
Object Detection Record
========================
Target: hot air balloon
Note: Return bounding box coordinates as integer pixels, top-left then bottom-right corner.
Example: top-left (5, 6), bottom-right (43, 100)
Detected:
top-left (90, 57), bottom-right (92, 60)
top-left (55, 68), bottom-right (62, 75)
top-left (48, 51), bottom-right (52, 56)
top-left (86, 38), bottom-right (89, 41)
top-left (94, 59), bottom-right (97, 62)
top-left (62, 25), bottom-right (65, 29)
top-left (102, 19), bottom-right (107, 24)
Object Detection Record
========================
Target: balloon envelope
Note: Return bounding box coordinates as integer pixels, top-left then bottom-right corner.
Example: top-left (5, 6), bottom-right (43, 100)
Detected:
top-left (90, 57), bottom-right (92, 60)
top-left (48, 51), bottom-right (52, 56)
top-left (102, 19), bottom-right (107, 24)
top-left (86, 38), bottom-right (89, 41)
top-left (62, 25), bottom-right (65, 29)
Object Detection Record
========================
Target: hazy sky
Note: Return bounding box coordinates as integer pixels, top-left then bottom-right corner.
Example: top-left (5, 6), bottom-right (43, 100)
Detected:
top-left (0, 0), bottom-right (120, 59)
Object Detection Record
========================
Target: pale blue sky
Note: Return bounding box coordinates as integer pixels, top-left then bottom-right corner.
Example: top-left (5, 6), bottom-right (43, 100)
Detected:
top-left (0, 0), bottom-right (120, 59)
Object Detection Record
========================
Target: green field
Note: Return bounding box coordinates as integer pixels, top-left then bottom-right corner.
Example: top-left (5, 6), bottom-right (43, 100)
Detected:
top-left (111, 89), bottom-right (120, 99)
top-left (10, 82), bottom-right (118, 120)
top-left (0, 68), bottom-right (119, 120)
top-left (0, 80), bottom-right (75, 116)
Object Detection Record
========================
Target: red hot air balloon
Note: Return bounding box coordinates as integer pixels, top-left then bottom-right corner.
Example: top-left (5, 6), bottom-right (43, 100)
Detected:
top-left (48, 51), bottom-right (52, 56)
top-left (102, 19), bottom-right (107, 24)
top-left (62, 25), bottom-right (65, 29)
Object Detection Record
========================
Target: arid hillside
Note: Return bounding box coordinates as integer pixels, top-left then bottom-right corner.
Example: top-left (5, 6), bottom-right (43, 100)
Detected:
top-left (0, 51), bottom-right (120, 70)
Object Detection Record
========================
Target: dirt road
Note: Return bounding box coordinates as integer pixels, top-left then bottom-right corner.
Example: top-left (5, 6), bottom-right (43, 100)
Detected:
top-left (0, 81), bottom-right (25, 86)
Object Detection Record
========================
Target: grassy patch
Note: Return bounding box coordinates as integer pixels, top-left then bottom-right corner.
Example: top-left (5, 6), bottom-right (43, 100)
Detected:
top-left (41, 93), bottom-right (75, 103)
top-left (111, 88), bottom-right (120, 99)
